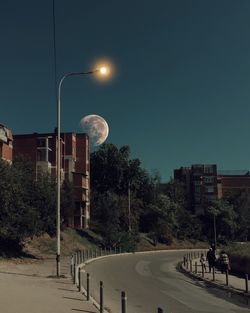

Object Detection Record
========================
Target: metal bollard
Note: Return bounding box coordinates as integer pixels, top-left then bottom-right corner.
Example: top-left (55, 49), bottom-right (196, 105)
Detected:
top-left (78, 268), bottom-right (81, 292)
top-left (195, 262), bottom-right (197, 274)
top-left (73, 264), bottom-right (76, 284)
top-left (100, 281), bottom-right (104, 313)
top-left (87, 273), bottom-right (90, 301)
top-left (70, 255), bottom-right (73, 276)
top-left (245, 274), bottom-right (249, 293)
top-left (202, 264), bottom-right (204, 278)
top-left (121, 291), bottom-right (127, 313)
top-left (183, 256), bottom-right (186, 267)
top-left (190, 260), bottom-right (192, 272)
top-left (212, 267), bottom-right (215, 281)
top-left (226, 270), bottom-right (229, 286)
top-left (158, 308), bottom-right (163, 313)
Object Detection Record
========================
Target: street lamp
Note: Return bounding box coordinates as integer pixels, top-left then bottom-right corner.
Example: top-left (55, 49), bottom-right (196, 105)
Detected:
top-left (56, 66), bottom-right (109, 277)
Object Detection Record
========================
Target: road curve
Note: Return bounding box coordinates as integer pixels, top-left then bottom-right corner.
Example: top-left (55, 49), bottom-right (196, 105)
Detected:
top-left (84, 250), bottom-right (249, 313)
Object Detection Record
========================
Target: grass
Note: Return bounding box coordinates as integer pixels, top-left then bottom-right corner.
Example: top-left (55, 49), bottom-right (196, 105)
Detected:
top-left (225, 242), bottom-right (250, 257)
top-left (23, 229), bottom-right (213, 259)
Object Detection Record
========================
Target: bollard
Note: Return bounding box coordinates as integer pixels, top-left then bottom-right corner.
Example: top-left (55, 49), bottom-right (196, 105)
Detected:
top-left (245, 274), bottom-right (249, 293)
top-left (73, 264), bottom-right (76, 284)
top-left (202, 263), bottom-right (204, 278)
top-left (100, 281), bottom-right (104, 313)
top-left (158, 308), bottom-right (163, 313)
top-left (86, 249), bottom-right (89, 260)
top-left (70, 255), bottom-right (73, 276)
top-left (226, 270), bottom-right (229, 286)
top-left (110, 247), bottom-right (112, 255)
top-left (212, 267), bottom-right (215, 281)
top-left (121, 291), bottom-right (127, 313)
top-left (190, 260), bottom-right (192, 272)
top-left (119, 246), bottom-right (122, 254)
top-left (96, 248), bottom-right (98, 258)
top-left (87, 273), bottom-right (90, 301)
top-left (195, 262), bottom-right (197, 274)
top-left (183, 256), bottom-right (186, 267)
top-left (78, 268), bottom-right (81, 292)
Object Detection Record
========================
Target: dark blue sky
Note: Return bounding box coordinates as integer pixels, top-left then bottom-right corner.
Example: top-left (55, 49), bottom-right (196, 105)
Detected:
top-left (1, 0), bottom-right (250, 181)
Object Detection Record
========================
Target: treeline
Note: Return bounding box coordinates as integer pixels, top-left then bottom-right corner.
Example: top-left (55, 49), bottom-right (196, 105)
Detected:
top-left (0, 156), bottom-right (72, 255)
top-left (1, 144), bottom-right (250, 255)
top-left (90, 144), bottom-right (250, 250)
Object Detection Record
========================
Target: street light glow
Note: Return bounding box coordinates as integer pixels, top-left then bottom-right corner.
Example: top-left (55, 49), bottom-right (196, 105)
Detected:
top-left (99, 66), bottom-right (108, 75)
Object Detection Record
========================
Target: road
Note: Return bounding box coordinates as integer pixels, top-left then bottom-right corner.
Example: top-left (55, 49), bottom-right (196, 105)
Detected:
top-left (84, 250), bottom-right (250, 313)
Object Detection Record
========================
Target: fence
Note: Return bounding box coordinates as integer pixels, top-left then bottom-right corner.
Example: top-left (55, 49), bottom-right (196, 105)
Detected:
top-left (70, 248), bottom-right (167, 313)
top-left (183, 251), bottom-right (249, 294)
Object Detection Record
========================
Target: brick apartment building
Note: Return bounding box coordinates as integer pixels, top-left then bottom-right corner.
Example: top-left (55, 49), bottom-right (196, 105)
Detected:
top-left (174, 164), bottom-right (250, 214)
top-left (13, 131), bottom-right (90, 229)
top-left (0, 124), bottom-right (13, 163)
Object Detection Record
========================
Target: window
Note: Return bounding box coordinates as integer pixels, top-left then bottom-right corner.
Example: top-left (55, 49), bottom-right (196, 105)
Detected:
top-left (37, 149), bottom-right (46, 161)
top-left (206, 186), bottom-right (214, 193)
top-left (204, 176), bottom-right (214, 183)
top-left (204, 165), bottom-right (214, 174)
top-left (194, 186), bottom-right (201, 193)
top-left (37, 138), bottom-right (46, 148)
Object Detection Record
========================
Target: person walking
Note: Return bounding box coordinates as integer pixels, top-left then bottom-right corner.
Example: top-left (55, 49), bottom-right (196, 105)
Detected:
top-left (207, 247), bottom-right (216, 273)
top-left (219, 250), bottom-right (230, 274)
top-left (200, 253), bottom-right (207, 273)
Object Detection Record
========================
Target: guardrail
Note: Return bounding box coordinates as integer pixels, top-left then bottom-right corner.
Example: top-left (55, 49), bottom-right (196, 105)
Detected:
top-left (70, 248), bottom-right (167, 313)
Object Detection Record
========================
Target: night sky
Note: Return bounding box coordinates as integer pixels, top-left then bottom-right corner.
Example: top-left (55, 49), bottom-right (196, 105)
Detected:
top-left (1, 0), bottom-right (250, 181)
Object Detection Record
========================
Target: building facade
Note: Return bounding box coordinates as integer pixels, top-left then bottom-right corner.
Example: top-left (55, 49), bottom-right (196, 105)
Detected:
top-left (174, 164), bottom-right (250, 214)
top-left (13, 131), bottom-right (90, 229)
top-left (0, 124), bottom-right (13, 163)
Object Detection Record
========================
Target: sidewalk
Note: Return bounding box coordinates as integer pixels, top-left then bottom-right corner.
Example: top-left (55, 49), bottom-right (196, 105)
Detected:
top-left (0, 256), bottom-right (99, 313)
top-left (182, 257), bottom-right (250, 298)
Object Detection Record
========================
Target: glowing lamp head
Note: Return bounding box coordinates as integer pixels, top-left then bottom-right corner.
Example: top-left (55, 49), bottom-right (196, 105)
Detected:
top-left (98, 66), bottom-right (110, 76)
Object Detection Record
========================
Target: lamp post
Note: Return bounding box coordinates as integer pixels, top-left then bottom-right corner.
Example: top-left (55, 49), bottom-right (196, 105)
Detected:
top-left (56, 67), bottom-right (109, 277)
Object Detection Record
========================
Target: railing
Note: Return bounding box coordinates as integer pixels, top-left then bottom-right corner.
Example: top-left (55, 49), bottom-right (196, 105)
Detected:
top-left (70, 248), bottom-right (166, 313)
top-left (183, 251), bottom-right (249, 293)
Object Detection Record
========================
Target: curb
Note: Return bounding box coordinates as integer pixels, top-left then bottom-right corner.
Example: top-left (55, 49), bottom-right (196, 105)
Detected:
top-left (177, 261), bottom-right (250, 304)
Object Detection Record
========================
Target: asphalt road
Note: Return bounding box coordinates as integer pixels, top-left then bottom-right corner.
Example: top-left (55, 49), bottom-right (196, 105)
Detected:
top-left (84, 250), bottom-right (250, 313)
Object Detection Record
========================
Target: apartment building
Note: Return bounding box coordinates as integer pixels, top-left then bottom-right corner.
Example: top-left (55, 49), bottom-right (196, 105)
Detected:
top-left (174, 164), bottom-right (218, 214)
top-left (13, 131), bottom-right (90, 229)
top-left (174, 164), bottom-right (250, 214)
top-left (0, 124), bottom-right (13, 163)
top-left (217, 170), bottom-right (250, 198)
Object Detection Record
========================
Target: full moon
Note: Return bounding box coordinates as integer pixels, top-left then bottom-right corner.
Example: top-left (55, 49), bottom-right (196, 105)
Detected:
top-left (80, 114), bottom-right (109, 146)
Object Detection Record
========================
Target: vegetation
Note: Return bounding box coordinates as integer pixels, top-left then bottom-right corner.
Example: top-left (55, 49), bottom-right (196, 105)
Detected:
top-left (0, 156), bottom-right (70, 256)
top-left (1, 144), bottom-right (250, 258)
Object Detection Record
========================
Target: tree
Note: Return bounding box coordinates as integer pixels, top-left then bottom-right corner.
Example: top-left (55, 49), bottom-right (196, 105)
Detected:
top-left (204, 200), bottom-right (237, 244)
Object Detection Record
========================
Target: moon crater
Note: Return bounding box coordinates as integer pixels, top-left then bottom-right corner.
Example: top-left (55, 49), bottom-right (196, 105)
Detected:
top-left (80, 114), bottom-right (109, 146)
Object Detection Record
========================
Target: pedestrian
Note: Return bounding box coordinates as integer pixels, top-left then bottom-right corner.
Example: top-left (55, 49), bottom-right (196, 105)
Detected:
top-left (200, 253), bottom-right (206, 272)
top-left (207, 247), bottom-right (216, 273)
top-left (219, 250), bottom-right (230, 274)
